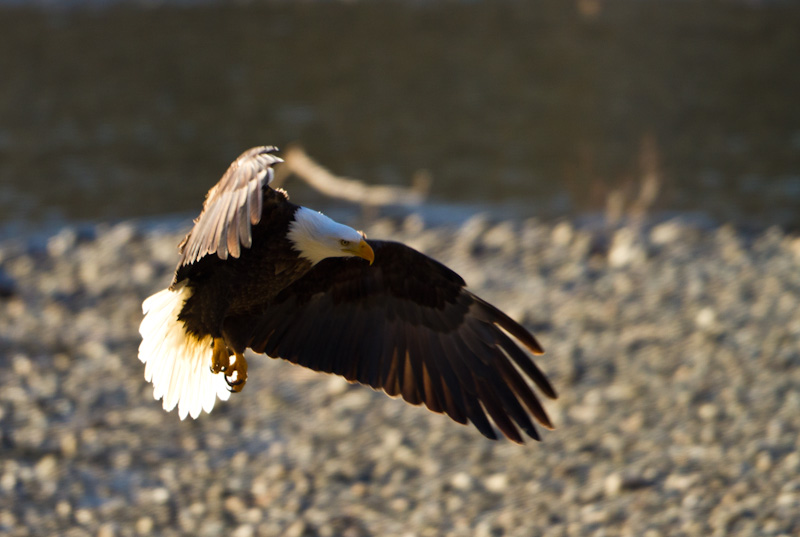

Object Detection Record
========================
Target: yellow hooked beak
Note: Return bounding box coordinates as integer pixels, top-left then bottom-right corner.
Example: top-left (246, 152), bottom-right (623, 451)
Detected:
top-left (348, 239), bottom-right (374, 265)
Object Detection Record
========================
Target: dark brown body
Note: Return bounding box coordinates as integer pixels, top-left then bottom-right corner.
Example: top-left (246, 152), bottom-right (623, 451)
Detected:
top-left (175, 188), bottom-right (312, 350)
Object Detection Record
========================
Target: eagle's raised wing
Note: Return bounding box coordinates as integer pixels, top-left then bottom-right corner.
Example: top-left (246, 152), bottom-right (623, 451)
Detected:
top-left (229, 240), bottom-right (556, 443)
top-left (178, 146), bottom-right (283, 266)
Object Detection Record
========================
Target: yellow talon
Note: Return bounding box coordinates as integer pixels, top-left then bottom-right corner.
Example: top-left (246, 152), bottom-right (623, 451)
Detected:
top-left (225, 351), bottom-right (248, 393)
top-left (210, 338), bottom-right (248, 392)
top-left (211, 337), bottom-right (229, 374)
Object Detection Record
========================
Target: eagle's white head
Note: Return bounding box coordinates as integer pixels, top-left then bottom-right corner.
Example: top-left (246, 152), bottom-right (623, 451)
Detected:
top-left (288, 206), bottom-right (375, 266)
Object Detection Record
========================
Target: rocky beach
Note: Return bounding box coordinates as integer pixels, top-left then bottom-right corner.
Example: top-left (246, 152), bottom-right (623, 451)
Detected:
top-left (1, 215), bottom-right (799, 536)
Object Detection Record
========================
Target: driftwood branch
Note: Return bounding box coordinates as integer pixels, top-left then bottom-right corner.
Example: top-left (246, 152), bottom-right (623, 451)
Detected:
top-left (605, 133), bottom-right (662, 227)
top-left (272, 145), bottom-right (430, 207)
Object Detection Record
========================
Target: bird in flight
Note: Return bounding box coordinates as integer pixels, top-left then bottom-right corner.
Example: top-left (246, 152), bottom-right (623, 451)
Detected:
top-left (138, 146), bottom-right (556, 443)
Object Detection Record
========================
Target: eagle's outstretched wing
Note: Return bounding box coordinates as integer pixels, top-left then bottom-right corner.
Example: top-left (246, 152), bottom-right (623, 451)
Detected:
top-left (178, 146), bottom-right (283, 266)
top-left (229, 240), bottom-right (556, 443)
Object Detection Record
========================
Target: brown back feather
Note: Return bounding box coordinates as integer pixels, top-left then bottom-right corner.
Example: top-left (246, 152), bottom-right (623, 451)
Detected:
top-left (178, 146), bottom-right (283, 266)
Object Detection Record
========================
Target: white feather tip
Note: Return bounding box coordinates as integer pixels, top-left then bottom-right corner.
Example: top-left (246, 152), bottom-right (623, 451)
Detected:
top-left (138, 284), bottom-right (231, 419)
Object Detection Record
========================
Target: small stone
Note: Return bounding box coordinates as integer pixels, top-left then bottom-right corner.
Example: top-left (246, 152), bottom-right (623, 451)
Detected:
top-left (609, 228), bottom-right (645, 267)
top-left (284, 520), bottom-right (307, 537)
top-left (350, 483), bottom-right (367, 498)
top-left (326, 376), bottom-right (350, 396)
top-left (240, 508), bottom-right (262, 525)
top-left (0, 472), bottom-right (16, 492)
top-left (47, 228), bottom-right (78, 257)
top-left (34, 455), bottom-right (57, 481)
top-left (150, 487), bottom-right (170, 504)
top-left (188, 502), bottom-right (206, 517)
top-left (483, 221), bottom-right (516, 249)
top-left (231, 524), bottom-right (254, 537)
top-left (485, 473), bottom-right (508, 493)
top-left (97, 522), bottom-right (116, 537)
top-left (581, 504), bottom-right (608, 524)
top-left (755, 451), bottom-right (772, 472)
top-left (381, 429), bottom-right (403, 450)
top-left (136, 516), bottom-right (154, 535)
top-left (604, 473), bottom-right (623, 496)
top-left (99, 222), bottom-right (136, 248)
top-left (789, 237), bottom-right (800, 261)
top-left (682, 493), bottom-right (701, 509)
top-left (56, 501), bottom-right (71, 518)
top-left (230, 451), bottom-right (249, 470)
top-left (783, 452), bottom-right (800, 472)
top-left (455, 214), bottom-right (490, 253)
top-left (75, 509), bottom-right (94, 525)
top-left (475, 520), bottom-right (498, 537)
top-left (650, 221), bottom-right (682, 245)
top-left (12, 354), bottom-right (32, 376)
top-left (698, 403), bottom-right (719, 421)
top-left (664, 473), bottom-right (697, 491)
top-left (451, 472), bottom-right (473, 491)
top-left (390, 497), bottom-right (410, 512)
top-left (224, 495), bottom-right (247, 513)
top-left (446, 495), bottom-right (464, 512)
top-left (552, 221), bottom-right (573, 246)
top-left (53, 353), bottom-right (71, 371)
top-left (0, 510), bottom-right (16, 529)
top-left (695, 307), bottom-right (716, 330)
top-left (132, 261), bottom-right (155, 284)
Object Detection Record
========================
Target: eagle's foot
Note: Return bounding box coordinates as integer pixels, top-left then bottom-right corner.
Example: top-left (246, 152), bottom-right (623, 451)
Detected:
top-left (224, 351), bottom-right (248, 393)
top-left (210, 338), bottom-right (230, 375)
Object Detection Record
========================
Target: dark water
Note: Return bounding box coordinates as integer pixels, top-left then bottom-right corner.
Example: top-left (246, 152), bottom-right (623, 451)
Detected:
top-left (1, 1), bottom-right (800, 237)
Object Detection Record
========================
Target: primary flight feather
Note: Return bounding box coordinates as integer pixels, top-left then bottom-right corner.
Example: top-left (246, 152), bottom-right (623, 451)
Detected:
top-left (139, 146), bottom-right (557, 443)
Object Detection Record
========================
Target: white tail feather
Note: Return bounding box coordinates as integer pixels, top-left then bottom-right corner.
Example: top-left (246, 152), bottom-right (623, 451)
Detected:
top-left (138, 282), bottom-right (231, 419)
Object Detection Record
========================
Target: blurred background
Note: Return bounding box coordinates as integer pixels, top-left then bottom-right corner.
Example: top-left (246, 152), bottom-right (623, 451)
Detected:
top-left (4, 3), bottom-right (800, 536)
top-left (1, 0), bottom-right (799, 238)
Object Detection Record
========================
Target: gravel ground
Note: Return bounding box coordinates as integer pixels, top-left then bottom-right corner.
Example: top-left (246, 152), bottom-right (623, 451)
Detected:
top-left (1, 215), bottom-right (799, 537)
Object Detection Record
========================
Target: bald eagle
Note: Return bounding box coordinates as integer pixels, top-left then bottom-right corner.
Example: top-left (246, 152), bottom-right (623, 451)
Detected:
top-left (139, 146), bottom-right (556, 443)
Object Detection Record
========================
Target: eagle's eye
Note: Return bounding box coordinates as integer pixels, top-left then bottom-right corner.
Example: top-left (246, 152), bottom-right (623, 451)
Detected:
top-left (340, 239), bottom-right (351, 247)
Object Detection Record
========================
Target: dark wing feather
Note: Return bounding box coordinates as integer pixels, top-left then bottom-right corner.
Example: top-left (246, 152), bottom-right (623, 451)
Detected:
top-left (178, 146), bottom-right (283, 266)
top-left (235, 240), bottom-right (556, 443)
